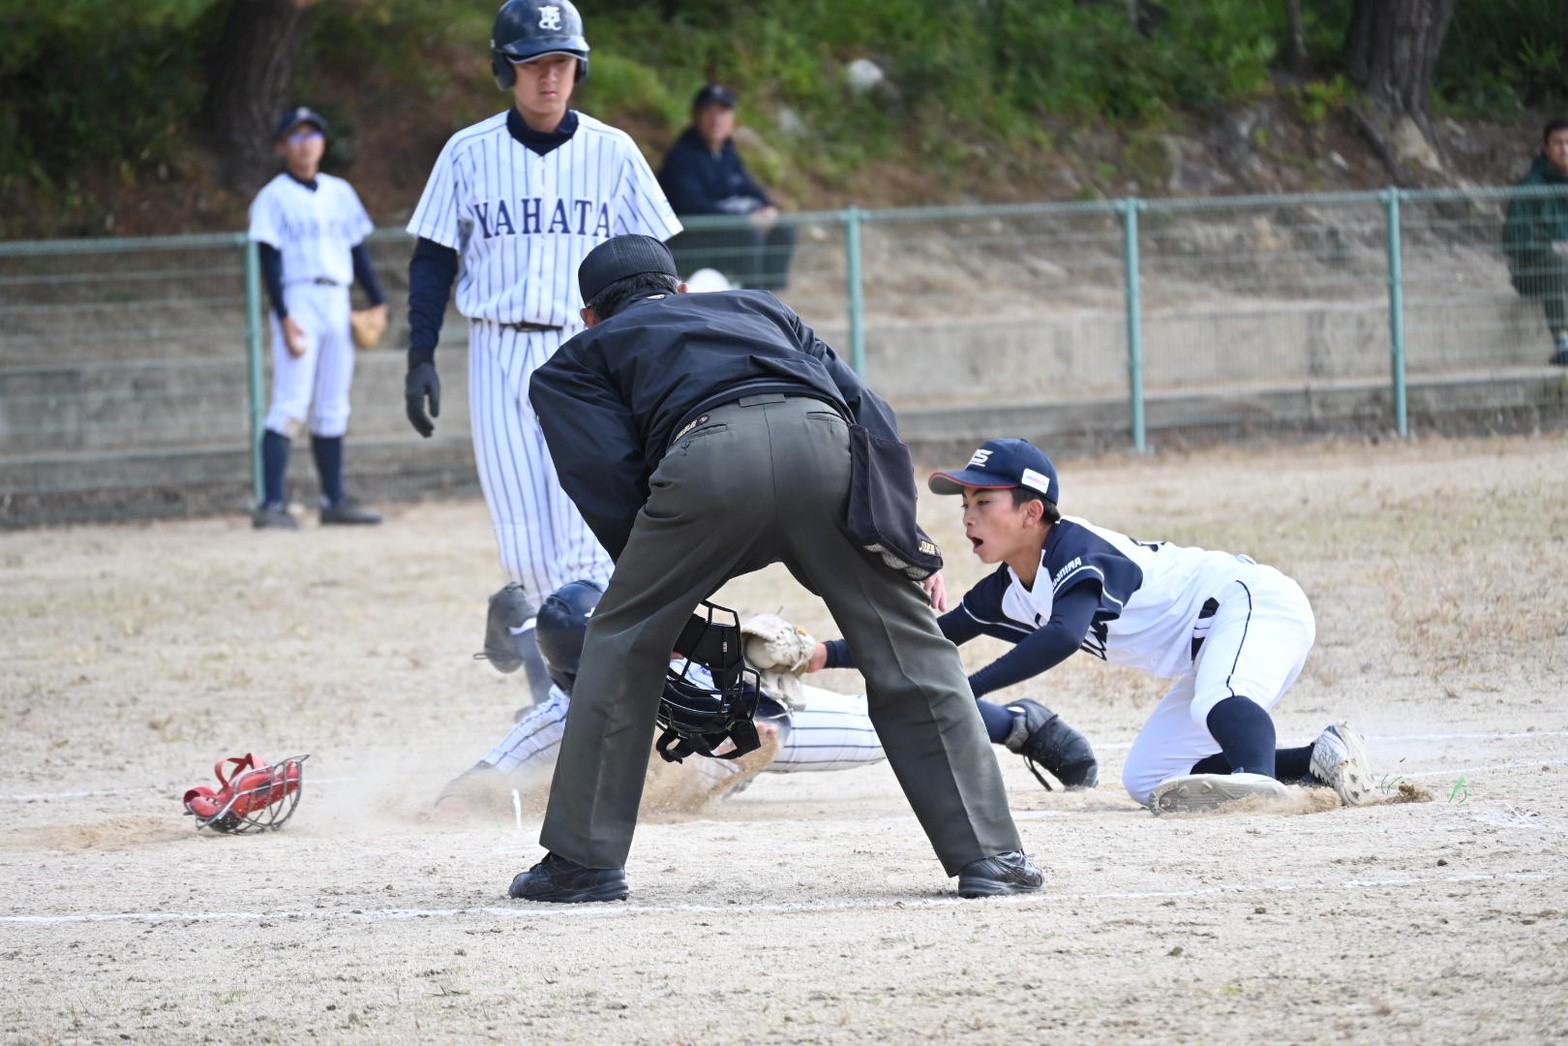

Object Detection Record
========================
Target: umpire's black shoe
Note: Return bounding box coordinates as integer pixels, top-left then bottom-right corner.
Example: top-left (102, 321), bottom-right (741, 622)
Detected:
top-left (320, 497), bottom-right (382, 525)
top-left (957, 850), bottom-right (1044, 898)
top-left (509, 852), bottom-right (629, 903)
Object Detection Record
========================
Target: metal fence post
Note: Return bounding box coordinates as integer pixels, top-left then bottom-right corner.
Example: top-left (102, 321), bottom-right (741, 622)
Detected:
top-left (1382, 188), bottom-right (1408, 438)
top-left (243, 238), bottom-right (265, 506)
top-left (843, 206), bottom-right (865, 375)
top-left (1121, 198), bottom-right (1147, 453)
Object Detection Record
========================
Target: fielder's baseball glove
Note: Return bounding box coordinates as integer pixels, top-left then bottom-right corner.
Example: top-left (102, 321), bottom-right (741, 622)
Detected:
top-left (182, 753), bottom-right (308, 833)
top-left (740, 613), bottom-right (818, 709)
top-left (741, 613), bottom-right (816, 674)
top-left (1004, 700), bottom-right (1099, 791)
top-left (350, 306), bottom-right (387, 350)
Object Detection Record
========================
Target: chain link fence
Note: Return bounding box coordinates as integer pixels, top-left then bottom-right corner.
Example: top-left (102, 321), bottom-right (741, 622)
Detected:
top-left (3, 188), bottom-right (1564, 527)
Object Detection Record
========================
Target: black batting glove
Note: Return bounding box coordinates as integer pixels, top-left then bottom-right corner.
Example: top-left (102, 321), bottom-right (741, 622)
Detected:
top-left (405, 351), bottom-right (440, 438)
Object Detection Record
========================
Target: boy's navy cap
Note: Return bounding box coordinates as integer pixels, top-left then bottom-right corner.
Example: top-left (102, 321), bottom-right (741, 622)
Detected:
top-left (693, 83), bottom-right (736, 109)
top-left (275, 106), bottom-right (328, 140)
top-left (928, 438), bottom-right (1060, 503)
top-left (578, 234), bottom-right (679, 304)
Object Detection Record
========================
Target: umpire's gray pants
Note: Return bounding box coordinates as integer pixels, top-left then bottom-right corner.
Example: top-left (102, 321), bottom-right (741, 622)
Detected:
top-left (539, 394), bottom-right (1022, 876)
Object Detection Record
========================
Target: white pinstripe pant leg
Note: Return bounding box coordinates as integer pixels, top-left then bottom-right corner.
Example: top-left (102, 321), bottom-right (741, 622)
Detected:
top-left (468, 323), bottom-right (613, 606)
top-left (483, 687), bottom-right (571, 773)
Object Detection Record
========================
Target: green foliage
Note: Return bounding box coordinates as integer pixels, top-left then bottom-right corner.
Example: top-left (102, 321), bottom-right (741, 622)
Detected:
top-left (1437, 0), bottom-right (1568, 113)
top-left (0, 0), bottom-right (217, 195)
top-left (1294, 75), bottom-right (1357, 129)
top-left (1, 0), bottom-right (1564, 232)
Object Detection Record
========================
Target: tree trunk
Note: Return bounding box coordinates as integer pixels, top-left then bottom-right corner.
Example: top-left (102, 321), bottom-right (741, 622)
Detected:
top-left (1344, 0), bottom-right (1455, 136)
top-left (195, 0), bottom-right (317, 194)
top-left (1284, 0), bottom-right (1309, 75)
top-left (1343, 0), bottom-right (1456, 184)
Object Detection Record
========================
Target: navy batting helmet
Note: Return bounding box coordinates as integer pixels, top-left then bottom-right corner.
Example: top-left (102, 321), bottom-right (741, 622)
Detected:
top-left (491, 0), bottom-right (590, 90)
top-left (533, 579), bottom-right (603, 692)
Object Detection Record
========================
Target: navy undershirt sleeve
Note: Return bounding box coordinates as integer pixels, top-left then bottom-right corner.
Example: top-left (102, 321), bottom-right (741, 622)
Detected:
top-left (408, 236), bottom-right (459, 365)
top-left (351, 243), bottom-right (385, 306)
top-left (258, 243), bottom-right (286, 320)
top-left (824, 605), bottom-right (982, 670)
top-left (965, 583), bottom-right (1101, 698)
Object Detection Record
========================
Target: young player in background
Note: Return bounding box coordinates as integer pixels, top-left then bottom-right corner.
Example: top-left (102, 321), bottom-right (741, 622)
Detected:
top-left (248, 106), bottom-right (385, 530)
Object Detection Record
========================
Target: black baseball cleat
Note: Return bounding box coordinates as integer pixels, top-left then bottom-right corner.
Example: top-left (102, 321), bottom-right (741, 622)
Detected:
top-left (252, 503), bottom-right (300, 530)
top-left (320, 497), bottom-right (382, 525)
top-left (957, 850), bottom-right (1044, 898)
top-left (508, 852), bottom-right (629, 903)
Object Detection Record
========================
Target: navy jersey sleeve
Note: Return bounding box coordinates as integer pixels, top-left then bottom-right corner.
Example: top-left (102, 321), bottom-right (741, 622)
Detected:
top-left (821, 605), bottom-right (979, 672)
top-left (258, 243), bottom-right (286, 320)
top-left (965, 585), bottom-right (1099, 697)
top-left (407, 236), bottom-right (458, 362)
top-left (529, 346), bottom-right (647, 560)
top-left (350, 243), bottom-right (385, 306)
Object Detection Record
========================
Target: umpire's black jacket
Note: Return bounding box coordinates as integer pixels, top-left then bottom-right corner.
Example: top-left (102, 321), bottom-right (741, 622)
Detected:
top-left (529, 288), bottom-right (900, 561)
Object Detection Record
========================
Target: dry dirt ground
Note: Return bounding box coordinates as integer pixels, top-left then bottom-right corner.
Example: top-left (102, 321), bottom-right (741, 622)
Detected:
top-left (3, 433), bottom-right (1566, 1045)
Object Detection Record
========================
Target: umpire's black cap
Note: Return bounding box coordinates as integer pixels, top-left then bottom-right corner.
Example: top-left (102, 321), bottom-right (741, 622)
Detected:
top-left (578, 234), bottom-right (679, 304)
top-left (275, 106), bottom-right (329, 140)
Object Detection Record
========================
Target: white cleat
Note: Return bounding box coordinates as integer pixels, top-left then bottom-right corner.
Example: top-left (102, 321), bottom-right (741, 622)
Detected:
top-left (1310, 721), bottom-right (1376, 806)
top-left (1149, 772), bottom-right (1289, 815)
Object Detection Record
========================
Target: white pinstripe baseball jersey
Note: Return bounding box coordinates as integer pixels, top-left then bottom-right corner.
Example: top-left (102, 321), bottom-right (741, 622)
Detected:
top-left (406, 109), bottom-right (680, 324)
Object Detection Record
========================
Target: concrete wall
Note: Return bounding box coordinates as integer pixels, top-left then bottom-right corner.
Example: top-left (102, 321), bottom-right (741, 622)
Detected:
top-left (2, 293), bottom-right (1564, 527)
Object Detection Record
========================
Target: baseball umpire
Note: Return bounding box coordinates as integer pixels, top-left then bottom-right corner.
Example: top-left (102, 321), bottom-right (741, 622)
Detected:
top-left (509, 234), bottom-right (1039, 903)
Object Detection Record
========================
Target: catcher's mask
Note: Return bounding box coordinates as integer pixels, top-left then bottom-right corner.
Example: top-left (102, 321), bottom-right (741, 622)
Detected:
top-left (182, 753), bottom-right (308, 834)
top-left (534, 578), bottom-right (604, 692)
top-left (656, 601), bottom-right (762, 764)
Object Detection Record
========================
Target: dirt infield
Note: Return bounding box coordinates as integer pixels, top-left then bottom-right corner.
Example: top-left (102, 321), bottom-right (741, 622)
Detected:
top-left (3, 433), bottom-right (1566, 1045)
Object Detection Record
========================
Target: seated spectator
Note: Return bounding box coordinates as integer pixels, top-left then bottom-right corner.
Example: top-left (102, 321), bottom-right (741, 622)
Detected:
top-left (1503, 115), bottom-right (1568, 366)
top-left (658, 84), bottom-right (796, 291)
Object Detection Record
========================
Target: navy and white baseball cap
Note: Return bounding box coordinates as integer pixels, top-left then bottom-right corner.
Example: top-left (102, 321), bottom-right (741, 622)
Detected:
top-left (274, 106), bottom-right (328, 140)
top-left (693, 83), bottom-right (736, 109)
top-left (928, 438), bottom-right (1060, 504)
top-left (578, 234), bottom-right (679, 304)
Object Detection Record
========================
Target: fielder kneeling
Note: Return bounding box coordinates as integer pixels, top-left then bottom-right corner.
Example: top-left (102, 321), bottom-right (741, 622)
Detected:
top-left (809, 437), bottom-right (1379, 816)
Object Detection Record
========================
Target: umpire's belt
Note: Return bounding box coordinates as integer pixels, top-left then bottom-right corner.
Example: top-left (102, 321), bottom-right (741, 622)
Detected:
top-left (669, 393), bottom-right (791, 446)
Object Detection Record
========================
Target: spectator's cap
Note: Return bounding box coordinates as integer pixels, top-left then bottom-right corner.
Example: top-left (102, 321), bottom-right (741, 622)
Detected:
top-left (693, 83), bottom-right (736, 110)
top-left (579, 234), bottom-right (679, 305)
top-left (275, 106), bottom-right (328, 141)
top-left (928, 438), bottom-right (1060, 504)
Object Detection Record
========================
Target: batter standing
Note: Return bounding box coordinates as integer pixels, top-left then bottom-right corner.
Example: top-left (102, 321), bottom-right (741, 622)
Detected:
top-left (248, 107), bottom-right (385, 530)
top-left (403, 0), bottom-right (680, 704)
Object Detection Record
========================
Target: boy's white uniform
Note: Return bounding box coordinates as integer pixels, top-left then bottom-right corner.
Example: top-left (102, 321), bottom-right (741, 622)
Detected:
top-left (967, 518), bottom-right (1315, 804)
top-left (249, 172), bottom-right (373, 437)
top-left (407, 110), bottom-right (680, 602)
